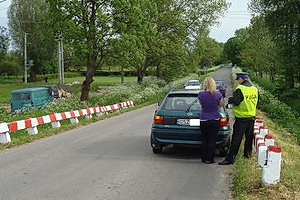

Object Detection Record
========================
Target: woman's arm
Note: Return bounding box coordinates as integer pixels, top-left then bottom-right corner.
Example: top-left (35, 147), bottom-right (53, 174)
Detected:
top-left (219, 98), bottom-right (224, 107)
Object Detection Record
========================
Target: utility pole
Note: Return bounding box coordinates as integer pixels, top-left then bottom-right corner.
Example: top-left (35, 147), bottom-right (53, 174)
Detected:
top-left (57, 36), bottom-right (62, 84)
top-left (24, 32), bottom-right (28, 83)
top-left (61, 39), bottom-right (64, 84)
top-left (56, 32), bottom-right (64, 85)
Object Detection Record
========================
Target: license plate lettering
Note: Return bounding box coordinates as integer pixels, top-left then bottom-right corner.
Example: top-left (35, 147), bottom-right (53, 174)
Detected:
top-left (177, 119), bottom-right (189, 126)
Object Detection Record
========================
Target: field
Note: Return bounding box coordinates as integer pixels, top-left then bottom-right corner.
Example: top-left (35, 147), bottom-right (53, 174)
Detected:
top-left (0, 75), bottom-right (137, 104)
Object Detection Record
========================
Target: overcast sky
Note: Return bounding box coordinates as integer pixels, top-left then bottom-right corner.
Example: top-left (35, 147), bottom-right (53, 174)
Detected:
top-left (210, 0), bottom-right (252, 43)
top-left (0, 0), bottom-right (251, 43)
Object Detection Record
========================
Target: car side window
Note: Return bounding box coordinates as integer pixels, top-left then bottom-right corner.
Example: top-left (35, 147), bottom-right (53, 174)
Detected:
top-left (13, 94), bottom-right (21, 101)
top-left (21, 93), bottom-right (31, 100)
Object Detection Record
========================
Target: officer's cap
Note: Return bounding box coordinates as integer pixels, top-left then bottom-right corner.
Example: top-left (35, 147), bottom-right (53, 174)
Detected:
top-left (236, 72), bottom-right (249, 80)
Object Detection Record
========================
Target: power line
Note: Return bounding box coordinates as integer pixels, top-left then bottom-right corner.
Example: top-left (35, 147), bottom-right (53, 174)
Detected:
top-left (224, 17), bottom-right (251, 20)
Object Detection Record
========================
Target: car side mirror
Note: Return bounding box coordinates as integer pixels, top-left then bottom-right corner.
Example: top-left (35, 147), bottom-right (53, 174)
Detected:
top-left (158, 101), bottom-right (161, 106)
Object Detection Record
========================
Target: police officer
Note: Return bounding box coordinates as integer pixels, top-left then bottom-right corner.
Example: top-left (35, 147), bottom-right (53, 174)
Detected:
top-left (219, 72), bottom-right (259, 165)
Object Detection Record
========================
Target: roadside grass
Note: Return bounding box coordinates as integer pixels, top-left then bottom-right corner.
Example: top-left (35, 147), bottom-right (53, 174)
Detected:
top-left (232, 110), bottom-right (300, 200)
top-left (0, 97), bottom-right (160, 151)
top-left (0, 75), bottom-right (136, 104)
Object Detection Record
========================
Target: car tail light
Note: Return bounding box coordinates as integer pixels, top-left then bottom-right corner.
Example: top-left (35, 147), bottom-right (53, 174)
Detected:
top-left (154, 115), bottom-right (164, 124)
top-left (219, 117), bottom-right (228, 126)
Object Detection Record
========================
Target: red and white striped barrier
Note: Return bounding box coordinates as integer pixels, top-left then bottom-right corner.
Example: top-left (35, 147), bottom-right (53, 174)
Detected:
top-left (0, 101), bottom-right (134, 144)
top-left (25, 117), bottom-right (39, 135)
top-left (262, 145), bottom-right (282, 186)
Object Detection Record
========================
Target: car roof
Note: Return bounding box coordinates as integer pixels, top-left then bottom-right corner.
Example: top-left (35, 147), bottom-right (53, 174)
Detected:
top-left (11, 87), bottom-right (49, 93)
top-left (215, 80), bottom-right (224, 83)
top-left (169, 89), bottom-right (202, 95)
top-left (188, 80), bottom-right (200, 82)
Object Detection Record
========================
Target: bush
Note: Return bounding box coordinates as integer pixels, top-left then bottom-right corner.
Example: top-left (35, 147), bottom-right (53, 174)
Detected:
top-left (257, 86), bottom-right (300, 143)
top-left (251, 76), bottom-right (276, 93)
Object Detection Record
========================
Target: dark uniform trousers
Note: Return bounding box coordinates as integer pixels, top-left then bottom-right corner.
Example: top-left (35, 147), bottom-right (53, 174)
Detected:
top-left (225, 118), bottom-right (255, 162)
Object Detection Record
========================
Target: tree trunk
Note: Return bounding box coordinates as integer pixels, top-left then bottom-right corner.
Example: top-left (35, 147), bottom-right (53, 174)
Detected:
top-left (137, 68), bottom-right (144, 84)
top-left (156, 65), bottom-right (161, 78)
top-left (285, 63), bottom-right (294, 89)
top-left (80, 1), bottom-right (98, 101)
top-left (269, 64), bottom-right (275, 82)
top-left (121, 66), bottom-right (124, 84)
top-left (80, 54), bottom-right (96, 101)
top-left (29, 70), bottom-right (37, 82)
top-left (259, 70), bottom-right (263, 78)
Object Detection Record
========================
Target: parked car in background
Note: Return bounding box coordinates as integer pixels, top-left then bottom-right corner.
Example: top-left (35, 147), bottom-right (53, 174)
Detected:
top-left (215, 80), bottom-right (226, 98)
top-left (11, 87), bottom-right (54, 112)
top-left (150, 90), bottom-right (230, 155)
top-left (185, 80), bottom-right (201, 90)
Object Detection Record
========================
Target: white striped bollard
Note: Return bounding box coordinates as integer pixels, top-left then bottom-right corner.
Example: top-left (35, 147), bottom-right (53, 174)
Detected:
top-left (264, 134), bottom-right (275, 147)
top-left (259, 126), bottom-right (268, 137)
top-left (262, 145), bottom-right (282, 186)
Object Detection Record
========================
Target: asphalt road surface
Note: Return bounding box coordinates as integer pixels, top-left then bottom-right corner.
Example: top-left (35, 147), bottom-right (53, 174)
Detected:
top-left (0, 65), bottom-right (233, 200)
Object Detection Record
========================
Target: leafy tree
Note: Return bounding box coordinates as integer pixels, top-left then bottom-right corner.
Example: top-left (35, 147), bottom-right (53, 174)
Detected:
top-left (8, 0), bottom-right (56, 82)
top-left (49, 0), bottom-right (118, 101)
top-left (0, 26), bottom-right (9, 62)
top-left (112, 0), bottom-right (158, 84)
top-left (250, 0), bottom-right (300, 88)
top-left (0, 55), bottom-right (22, 78)
top-left (223, 37), bottom-right (243, 66)
top-left (239, 16), bottom-right (278, 81)
top-left (194, 36), bottom-right (222, 69)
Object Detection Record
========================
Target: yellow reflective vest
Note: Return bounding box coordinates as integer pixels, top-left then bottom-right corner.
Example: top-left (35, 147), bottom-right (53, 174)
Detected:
top-left (233, 84), bottom-right (258, 118)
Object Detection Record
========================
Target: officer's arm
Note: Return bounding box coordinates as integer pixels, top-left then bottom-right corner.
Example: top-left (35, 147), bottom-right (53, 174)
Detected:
top-left (257, 90), bottom-right (259, 107)
top-left (228, 88), bottom-right (244, 105)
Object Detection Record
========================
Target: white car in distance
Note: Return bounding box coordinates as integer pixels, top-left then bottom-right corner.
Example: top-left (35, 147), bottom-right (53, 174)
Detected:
top-left (185, 80), bottom-right (201, 90)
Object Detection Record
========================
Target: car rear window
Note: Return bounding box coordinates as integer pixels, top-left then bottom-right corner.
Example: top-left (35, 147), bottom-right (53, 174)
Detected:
top-left (187, 81), bottom-right (200, 86)
top-left (161, 94), bottom-right (201, 111)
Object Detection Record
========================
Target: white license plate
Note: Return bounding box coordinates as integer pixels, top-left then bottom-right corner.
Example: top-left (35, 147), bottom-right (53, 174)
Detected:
top-left (177, 119), bottom-right (200, 126)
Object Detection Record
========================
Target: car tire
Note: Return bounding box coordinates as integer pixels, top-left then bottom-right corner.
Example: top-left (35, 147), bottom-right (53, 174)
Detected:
top-left (150, 135), bottom-right (163, 154)
top-left (152, 147), bottom-right (163, 154)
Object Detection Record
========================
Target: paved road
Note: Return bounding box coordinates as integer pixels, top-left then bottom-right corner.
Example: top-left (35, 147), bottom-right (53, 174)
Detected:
top-left (0, 65), bottom-right (233, 200)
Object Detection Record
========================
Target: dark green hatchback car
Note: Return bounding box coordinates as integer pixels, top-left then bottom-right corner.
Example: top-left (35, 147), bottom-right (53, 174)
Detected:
top-left (150, 90), bottom-right (230, 155)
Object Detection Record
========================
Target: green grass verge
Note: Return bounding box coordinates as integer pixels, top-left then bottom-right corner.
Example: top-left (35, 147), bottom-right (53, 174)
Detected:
top-left (0, 75), bottom-right (136, 104)
top-left (232, 111), bottom-right (300, 200)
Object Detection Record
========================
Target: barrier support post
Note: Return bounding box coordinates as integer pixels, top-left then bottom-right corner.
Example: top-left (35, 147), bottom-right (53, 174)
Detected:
top-left (0, 122), bottom-right (11, 143)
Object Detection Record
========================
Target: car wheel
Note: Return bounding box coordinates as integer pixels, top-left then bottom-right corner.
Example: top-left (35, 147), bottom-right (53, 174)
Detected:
top-left (152, 146), bottom-right (163, 154)
top-left (150, 135), bottom-right (163, 154)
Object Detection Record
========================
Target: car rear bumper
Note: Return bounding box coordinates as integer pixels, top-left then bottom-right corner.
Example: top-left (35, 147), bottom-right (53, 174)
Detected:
top-left (151, 127), bottom-right (230, 147)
